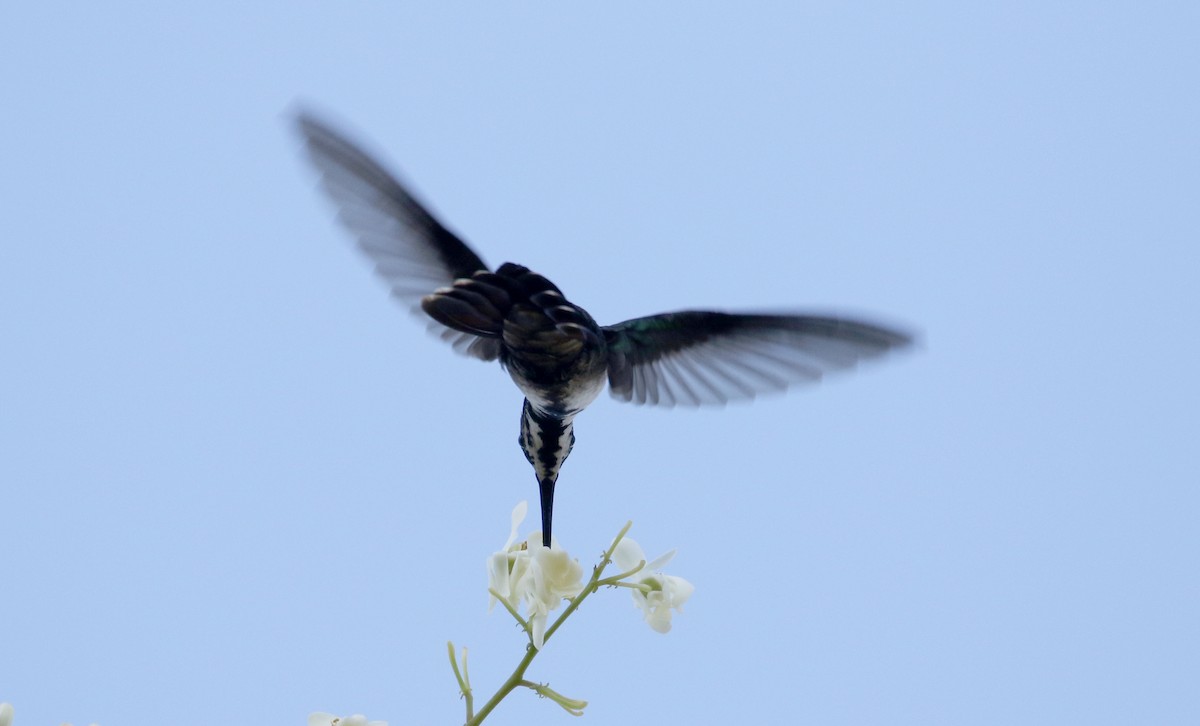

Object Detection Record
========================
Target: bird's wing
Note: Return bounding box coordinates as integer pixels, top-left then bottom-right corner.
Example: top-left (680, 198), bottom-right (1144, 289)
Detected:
top-left (603, 312), bottom-right (911, 407)
top-left (295, 112), bottom-right (499, 361)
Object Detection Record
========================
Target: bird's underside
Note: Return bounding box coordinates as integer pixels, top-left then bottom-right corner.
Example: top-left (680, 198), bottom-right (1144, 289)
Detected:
top-left (296, 111), bottom-right (912, 546)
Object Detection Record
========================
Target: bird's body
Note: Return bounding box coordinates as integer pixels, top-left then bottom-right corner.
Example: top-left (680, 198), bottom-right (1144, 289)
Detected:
top-left (296, 112), bottom-right (912, 546)
top-left (423, 262), bottom-right (609, 536)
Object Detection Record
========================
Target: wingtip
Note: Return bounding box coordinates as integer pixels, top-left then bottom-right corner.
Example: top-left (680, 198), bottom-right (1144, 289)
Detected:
top-left (882, 324), bottom-right (919, 352)
top-left (287, 102), bottom-right (327, 138)
top-left (288, 105), bottom-right (365, 154)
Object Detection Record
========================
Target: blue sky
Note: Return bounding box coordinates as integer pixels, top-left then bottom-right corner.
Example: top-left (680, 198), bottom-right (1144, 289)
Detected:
top-left (2, 3), bottom-right (1197, 725)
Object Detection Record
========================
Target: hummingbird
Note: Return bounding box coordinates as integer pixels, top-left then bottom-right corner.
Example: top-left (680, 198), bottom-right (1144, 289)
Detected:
top-left (295, 112), bottom-right (911, 547)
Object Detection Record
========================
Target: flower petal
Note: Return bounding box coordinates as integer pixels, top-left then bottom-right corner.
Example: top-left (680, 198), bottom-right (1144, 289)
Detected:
top-left (612, 537), bottom-right (647, 573)
top-left (486, 551), bottom-right (512, 611)
top-left (530, 610), bottom-right (548, 650)
top-left (505, 501), bottom-right (528, 551)
top-left (663, 574), bottom-right (695, 607)
top-left (644, 548), bottom-right (677, 572)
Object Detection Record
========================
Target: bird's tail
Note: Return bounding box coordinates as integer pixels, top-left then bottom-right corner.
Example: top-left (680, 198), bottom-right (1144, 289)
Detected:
top-left (421, 269), bottom-right (517, 337)
top-left (422, 263), bottom-right (601, 347)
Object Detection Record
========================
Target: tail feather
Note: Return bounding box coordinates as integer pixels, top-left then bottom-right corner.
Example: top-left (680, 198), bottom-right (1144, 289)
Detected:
top-left (421, 272), bottom-right (514, 336)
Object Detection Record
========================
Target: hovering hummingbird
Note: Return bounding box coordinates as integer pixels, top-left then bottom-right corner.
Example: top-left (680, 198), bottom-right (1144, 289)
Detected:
top-left (295, 112), bottom-right (911, 547)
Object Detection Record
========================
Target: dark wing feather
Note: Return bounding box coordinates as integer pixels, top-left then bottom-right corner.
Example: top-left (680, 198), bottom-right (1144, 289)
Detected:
top-left (295, 112), bottom-right (499, 360)
top-left (604, 312), bottom-right (911, 407)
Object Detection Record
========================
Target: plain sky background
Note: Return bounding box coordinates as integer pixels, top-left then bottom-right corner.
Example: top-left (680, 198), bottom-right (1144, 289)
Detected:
top-left (3, 3), bottom-right (1198, 725)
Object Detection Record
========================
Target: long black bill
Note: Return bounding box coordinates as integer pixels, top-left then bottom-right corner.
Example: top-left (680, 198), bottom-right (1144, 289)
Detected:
top-left (538, 478), bottom-right (555, 548)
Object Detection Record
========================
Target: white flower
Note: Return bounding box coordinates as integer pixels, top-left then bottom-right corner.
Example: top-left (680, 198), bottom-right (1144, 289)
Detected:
top-left (486, 501), bottom-right (584, 649)
top-left (612, 537), bottom-right (695, 633)
top-left (487, 501), bottom-right (532, 613)
top-left (523, 536), bottom-right (585, 648)
top-left (308, 712), bottom-right (386, 726)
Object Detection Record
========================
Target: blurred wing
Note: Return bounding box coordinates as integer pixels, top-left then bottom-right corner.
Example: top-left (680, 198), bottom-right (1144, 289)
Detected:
top-left (295, 112), bottom-right (499, 360)
top-left (604, 312), bottom-right (911, 407)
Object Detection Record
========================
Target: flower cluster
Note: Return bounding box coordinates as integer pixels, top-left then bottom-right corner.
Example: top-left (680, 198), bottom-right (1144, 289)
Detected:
top-left (486, 502), bottom-right (585, 649)
top-left (485, 501), bottom-right (694, 650)
top-left (448, 504), bottom-right (695, 722)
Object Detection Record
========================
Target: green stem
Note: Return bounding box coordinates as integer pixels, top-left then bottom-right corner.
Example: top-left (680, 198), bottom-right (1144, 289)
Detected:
top-left (466, 644), bottom-right (537, 725)
top-left (461, 646), bottom-right (473, 719)
top-left (595, 561), bottom-right (646, 588)
top-left (543, 521), bottom-right (632, 643)
top-left (488, 587), bottom-right (531, 633)
top-left (447, 642), bottom-right (473, 721)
